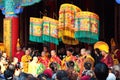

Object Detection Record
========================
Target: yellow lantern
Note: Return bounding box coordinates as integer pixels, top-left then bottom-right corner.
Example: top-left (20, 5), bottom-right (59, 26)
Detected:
top-left (58, 3), bottom-right (81, 45)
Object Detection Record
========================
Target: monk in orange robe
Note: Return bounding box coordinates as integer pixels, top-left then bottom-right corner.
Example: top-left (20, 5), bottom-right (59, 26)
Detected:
top-left (43, 46), bottom-right (50, 58)
top-left (111, 46), bottom-right (120, 65)
top-left (50, 50), bottom-right (61, 65)
top-left (38, 51), bottom-right (49, 68)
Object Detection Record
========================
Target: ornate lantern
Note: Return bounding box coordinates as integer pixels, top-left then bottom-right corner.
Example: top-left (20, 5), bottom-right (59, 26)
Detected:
top-left (59, 4), bottom-right (81, 45)
top-left (42, 16), bottom-right (59, 45)
top-left (29, 17), bottom-right (43, 42)
top-left (75, 11), bottom-right (99, 44)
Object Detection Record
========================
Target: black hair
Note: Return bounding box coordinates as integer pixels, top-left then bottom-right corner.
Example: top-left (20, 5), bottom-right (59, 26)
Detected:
top-left (94, 62), bottom-right (109, 80)
top-left (49, 62), bottom-right (58, 73)
top-left (94, 48), bottom-right (101, 55)
top-left (37, 73), bottom-right (48, 80)
top-left (56, 70), bottom-right (68, 80)
top-left (66, 61), bottom-right (74, 68)
top-left (0, 65), bottom-right (1, 71)
top-left (61, 77), bottom-right (69, 80)
top-left (27, 74), bottom-right (38, 80)
top-left (15, 62), bottom-right (21, 69)
top-left (7, 64), bottom-right (15, 75)
top-left (84, 62), bottom-right (92, 70)
top-left (19, 72), bottom-right (29, 80)
top-left (67, 47), bottom-right (73, 53)
top-left (4, 69), bottom-right (13, 80)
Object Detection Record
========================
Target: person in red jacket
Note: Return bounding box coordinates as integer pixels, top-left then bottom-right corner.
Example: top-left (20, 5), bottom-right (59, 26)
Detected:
top-left (50, 50), bottom-right (61, 65)
top-left (101, 50), bottom-right (113, 68)
top-left (15, 47), bottom-right (24, 62)
top-left (38, 51), bottom-right (49, 68)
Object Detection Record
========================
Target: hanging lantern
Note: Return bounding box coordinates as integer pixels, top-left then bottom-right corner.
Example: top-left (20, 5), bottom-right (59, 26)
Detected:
top-left (42, 16), bottom-right (59, 45)
top-left (29, 17), bottom-right (43, 42)
top-left (58, 4), bottom-right (81, 45)
top-left (75, 11), bottom-right (99, 44)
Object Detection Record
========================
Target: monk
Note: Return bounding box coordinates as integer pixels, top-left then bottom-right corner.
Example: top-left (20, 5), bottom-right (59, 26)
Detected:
top-left (21, 50), bottom-right (32, 73)
top-left (38, 51), bottom-right (49, 68)
top-left (77, 48), bottom-right (94, 76)
top-left (111, 46), bottom-right (120, 65)
top-left (61, 48), bottom-right (77, 70)
top-left (15, 47), bottom-right (24, 62)
top-left (50, 50), bottom-right (61, 65)
top-left (101, 50), bottom-right (113, 68)
top-left (43, 46), bottom-right (50, 58)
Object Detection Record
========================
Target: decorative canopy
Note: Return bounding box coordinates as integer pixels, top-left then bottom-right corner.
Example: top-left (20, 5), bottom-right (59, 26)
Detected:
top-left (75, 11), bottom-right (99, 44)
top-left (29, 16), bottom-right (59, 45)
top-left (29, 3), bottom-right (100, 45)
top-left (42, 16), bottom-right (59, 45)
top-left (29, 17), bottom-right (43, 43)
top-left (58, 3), bottom-right (81, 45)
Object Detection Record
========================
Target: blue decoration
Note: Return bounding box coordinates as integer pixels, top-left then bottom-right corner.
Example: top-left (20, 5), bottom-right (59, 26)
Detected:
top-left (116, 0), bottom-right (120, 4)
top-left (14, 6), bottom-right (23, 14)
top-left (0, 0), bottom-right (41, 17)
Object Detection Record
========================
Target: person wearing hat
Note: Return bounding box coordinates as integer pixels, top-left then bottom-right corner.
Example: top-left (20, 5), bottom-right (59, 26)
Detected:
top-left (94, 41), bottom-right (113, 68)
top-left (61, 47), bottom-right (77, 70)
top-left (100, 45), bottom-right (113, 68)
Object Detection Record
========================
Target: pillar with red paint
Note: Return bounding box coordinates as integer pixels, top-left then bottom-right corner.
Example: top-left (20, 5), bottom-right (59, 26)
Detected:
top-left (4, 17), bottom-right (19, 58)
top-left (11, 17), bottom-right (19, 57)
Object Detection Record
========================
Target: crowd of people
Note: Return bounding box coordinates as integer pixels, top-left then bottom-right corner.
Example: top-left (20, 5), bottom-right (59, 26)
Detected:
top-left (0, 45), bottom-right (120, 80)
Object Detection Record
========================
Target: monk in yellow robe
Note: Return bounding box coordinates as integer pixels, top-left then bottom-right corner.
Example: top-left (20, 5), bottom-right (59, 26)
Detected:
top-left (62, 48), bottom-right (77, 70)
top-left (21, 50), bottom-right (32, 73)
top-left (111, 46), bottom-right (119, 65)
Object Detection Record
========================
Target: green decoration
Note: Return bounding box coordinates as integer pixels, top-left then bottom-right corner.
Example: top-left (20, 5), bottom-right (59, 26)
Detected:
top-left (36, 63), bottom-right (46, 75)
top-left (75, 11), bottom-right (99, 44)
top-left (42, 16), bottom-right (59, 45)
top-left (29, 17), bottom-right (43, 43)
